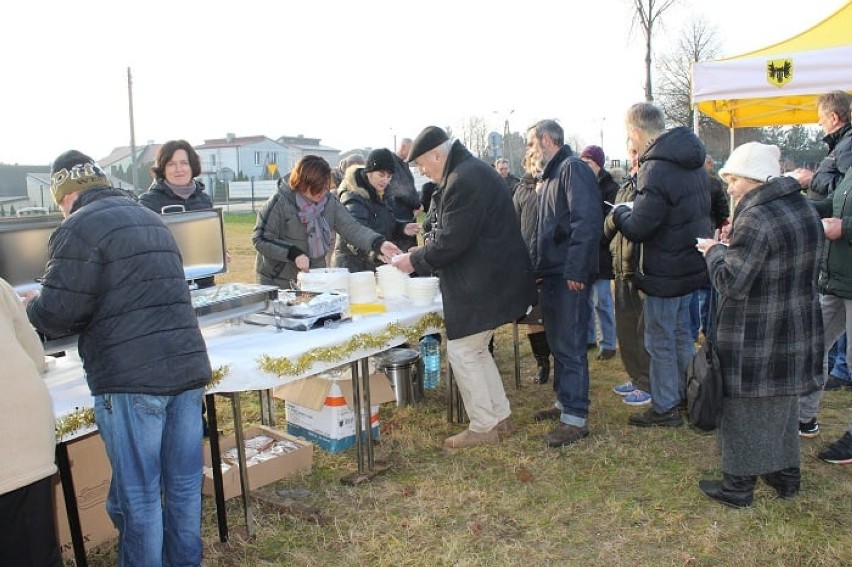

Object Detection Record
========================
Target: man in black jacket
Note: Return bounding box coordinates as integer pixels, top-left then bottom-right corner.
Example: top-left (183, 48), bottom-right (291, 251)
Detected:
top-left (527, 120), bottom-right (603, 448)
top-left (24, 150), bottom-right (211, 566)
top-left (393, 127), bottom-right (536, 449)
top-left (793, 90), bottom-right (852, 200)
top-left (612, 103), bottom-right (711, 428)
top-left (385, 137), bottom-right (422, 251)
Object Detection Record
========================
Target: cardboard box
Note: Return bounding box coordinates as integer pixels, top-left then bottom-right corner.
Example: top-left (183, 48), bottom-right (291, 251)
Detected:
top-left (274, 372), bottom-right (396, 453)
top-left (202, 425), bottom-right (313, 500)
top-left (53, 431), bottom-right (118, 559)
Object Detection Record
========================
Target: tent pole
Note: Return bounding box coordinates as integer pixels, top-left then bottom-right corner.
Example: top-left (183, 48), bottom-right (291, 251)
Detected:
top-left (693, 106), bottom-right (700, 135)
top-left (730, 126), bottom-right (735, 153)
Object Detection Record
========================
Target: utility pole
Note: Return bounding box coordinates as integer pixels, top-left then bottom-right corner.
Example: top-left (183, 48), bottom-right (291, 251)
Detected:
top-left (127, 67), bottom-right (139, 194)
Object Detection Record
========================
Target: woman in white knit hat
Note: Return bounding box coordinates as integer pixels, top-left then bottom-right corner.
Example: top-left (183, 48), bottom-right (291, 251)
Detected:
top-left (694, 142), bottom-right (824, 508)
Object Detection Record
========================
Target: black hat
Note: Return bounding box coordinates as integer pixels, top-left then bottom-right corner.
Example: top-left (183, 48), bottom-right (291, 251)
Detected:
top-left (406, 126), bottom-right (449, 163)
top-left (364, 148), bottom-right (396, 173)
top-left (50, 150), bottom-right (108, 205)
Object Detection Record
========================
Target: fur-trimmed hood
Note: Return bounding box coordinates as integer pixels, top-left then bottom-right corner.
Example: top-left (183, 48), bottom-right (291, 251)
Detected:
top-left (338, 165), bottom-right (379, 202)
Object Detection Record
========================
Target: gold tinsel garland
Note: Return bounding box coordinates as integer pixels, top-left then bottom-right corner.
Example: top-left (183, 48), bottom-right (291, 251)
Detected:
top-left (51, 312), bottom-right (441, 438)
top-left (54, 407), bottom-right (96, 441)
top-left (259, 312), bottom-right (445, 377)
top-left (53, 365), bottom-right (231, 440)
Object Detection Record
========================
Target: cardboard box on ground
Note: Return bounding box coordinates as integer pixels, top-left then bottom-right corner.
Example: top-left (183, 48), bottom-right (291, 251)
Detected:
top-left (202, 425), bottom-right (313, 500)
top-left (52, 431), bottom-right (117, 559)
top-left (274, 368), bottom-right (396, 453)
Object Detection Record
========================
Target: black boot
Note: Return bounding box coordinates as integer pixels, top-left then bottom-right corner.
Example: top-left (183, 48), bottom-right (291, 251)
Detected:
top-left (699, 474), bottom-right (756, 508)
top-left (761, 467), bottom-right (801, 499)
top-left (528, 332), bottom-right (551, 384)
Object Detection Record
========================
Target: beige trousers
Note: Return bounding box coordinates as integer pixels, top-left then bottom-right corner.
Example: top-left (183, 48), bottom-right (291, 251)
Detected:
top-left (446, 329), bottom-right (511, 433)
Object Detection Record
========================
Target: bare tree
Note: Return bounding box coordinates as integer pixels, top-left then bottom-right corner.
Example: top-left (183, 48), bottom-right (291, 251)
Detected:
top-left (630, 0), bottom-right (678, 102)
top-left (458, 116), bottom-right (490, 160)
top-left (655, 17), bottom-right (723, 128)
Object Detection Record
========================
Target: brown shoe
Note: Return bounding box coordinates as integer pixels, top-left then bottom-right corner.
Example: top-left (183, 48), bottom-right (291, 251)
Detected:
top-left (544, 423), bottom-right (589, 448)
top-left (443, 428), bottom-right (499, 449)
top-left (533, 407), bottom-right (561, 422)
top-left (494, 417), bottom-right (516, 439)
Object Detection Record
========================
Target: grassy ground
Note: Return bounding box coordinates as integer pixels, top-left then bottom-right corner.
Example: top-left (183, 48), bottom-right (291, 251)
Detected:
top-left (76, 213), bottom-right (852, 566)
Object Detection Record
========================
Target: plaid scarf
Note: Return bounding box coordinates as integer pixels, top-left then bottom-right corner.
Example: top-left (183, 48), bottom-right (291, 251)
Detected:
top-left (295, 191), bottom-right (333, 258)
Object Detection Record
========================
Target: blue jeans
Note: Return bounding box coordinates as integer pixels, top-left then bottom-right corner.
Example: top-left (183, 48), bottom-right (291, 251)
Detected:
top-left (828, 333), bottom-right (850, 380)
top-left (94, 388), bottom-right (205, 567)
top-left (587, 279), bottom-right (617, 350)
top-left (643, 294), bottom-right (694, 414)
top-left (689, 290), bottom-right (701, 341)
top-left (697, 282), bottom-right (715, 336)
top-left (540, 275), bottom-right (591, 426)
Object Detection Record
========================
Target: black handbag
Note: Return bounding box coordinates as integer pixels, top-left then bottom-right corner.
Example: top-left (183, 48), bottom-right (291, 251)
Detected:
top-left (686, 295), bottom-right (724, 431)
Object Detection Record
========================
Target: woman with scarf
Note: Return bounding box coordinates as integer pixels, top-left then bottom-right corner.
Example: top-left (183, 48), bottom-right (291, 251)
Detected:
top-left (253, 154), bottom-right (401, 288)
top-left (140, 140), bottom-right (213, 213)
top-left (331, 148), bottom-right (421, 272)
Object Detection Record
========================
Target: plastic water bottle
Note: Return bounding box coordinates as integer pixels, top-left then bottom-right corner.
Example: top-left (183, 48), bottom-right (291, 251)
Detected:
top-left (419, 335), bottom-right (441, 389)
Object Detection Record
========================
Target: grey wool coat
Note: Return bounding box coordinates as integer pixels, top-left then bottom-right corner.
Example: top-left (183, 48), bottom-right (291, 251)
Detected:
top-left (253, 186), bottom-right (384, 288)
top-left (704, 176), bottom-right (824, 398)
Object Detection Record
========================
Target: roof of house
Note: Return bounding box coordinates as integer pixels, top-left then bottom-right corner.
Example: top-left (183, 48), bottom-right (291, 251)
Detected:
top-left (99, 143), bottom-right (162, 168)
top-left (0, 165), bottom-right (51, 197)
top-left (196, 135), bottom-right (275, 149)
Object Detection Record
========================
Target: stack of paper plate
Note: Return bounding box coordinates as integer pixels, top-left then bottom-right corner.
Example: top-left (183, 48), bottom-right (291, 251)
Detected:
top-left (376, 264), bottom-right (409, 299)
top-left (297, 268), bottom-right (350, 293)
top-left (406, 277), bottom-right (440, 306)
top-left (348, 271), bottom-right (377, 303)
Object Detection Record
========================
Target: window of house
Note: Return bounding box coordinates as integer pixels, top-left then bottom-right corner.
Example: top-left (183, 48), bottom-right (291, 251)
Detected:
top-left (268, 152), bottom-right (277, 164)
top-left (254, 151), bottom-right (262, 166)
top-left (210, 154), bottom-right (216, 167)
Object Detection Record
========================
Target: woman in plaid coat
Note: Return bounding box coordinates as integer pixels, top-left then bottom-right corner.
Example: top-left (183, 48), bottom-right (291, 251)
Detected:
top-left (696, 142), bottom-right (824, 508)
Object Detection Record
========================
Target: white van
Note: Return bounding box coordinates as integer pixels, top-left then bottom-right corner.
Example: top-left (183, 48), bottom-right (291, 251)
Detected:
top-left (15, 206), bottom-right (50, 217)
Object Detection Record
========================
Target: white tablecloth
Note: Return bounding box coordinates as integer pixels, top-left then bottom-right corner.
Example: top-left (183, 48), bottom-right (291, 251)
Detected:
top-left (45, 301), bottom-right (442, 439)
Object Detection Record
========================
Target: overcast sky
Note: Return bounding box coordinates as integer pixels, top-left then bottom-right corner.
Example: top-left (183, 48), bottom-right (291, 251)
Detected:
top-left (1, 0), bottom-right (845, 165)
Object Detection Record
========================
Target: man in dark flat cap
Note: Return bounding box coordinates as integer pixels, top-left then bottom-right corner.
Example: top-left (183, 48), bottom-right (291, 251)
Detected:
top-left (393, 126), bottom-right (536, 449)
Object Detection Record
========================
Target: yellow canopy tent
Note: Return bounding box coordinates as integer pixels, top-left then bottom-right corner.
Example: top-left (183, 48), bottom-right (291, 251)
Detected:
top-left (692, 0), bottom-right (852, 134)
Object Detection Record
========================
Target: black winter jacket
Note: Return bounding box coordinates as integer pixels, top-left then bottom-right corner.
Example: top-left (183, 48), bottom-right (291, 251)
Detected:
top-left (139, 179), bottom-right (217, 287)
top-left (332, 166), bottom-right (403, 273)
top-left (27, 188), bottom-right (211, 396)
top-left (138, 179), bottom-right (213, 214)
top-left (612, 127), bottom-right (711, 297)
top-left (386, 154), bottom-right (420, 251)
top-left (595, 170), bottom-right (620, 280)
top-left (410, 141), bottom-right (536, 339)
top-left (809, 123), bottom-right (852, 200)
top-left (707, 172), bottom-right (730, 229)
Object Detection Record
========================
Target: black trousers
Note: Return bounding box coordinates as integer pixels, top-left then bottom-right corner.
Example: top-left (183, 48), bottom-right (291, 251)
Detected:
top-left (0, 476), bottom-right (62, 567)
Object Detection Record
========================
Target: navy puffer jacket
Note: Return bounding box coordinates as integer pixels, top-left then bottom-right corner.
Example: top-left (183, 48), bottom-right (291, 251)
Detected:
top-left (27, 188), bottom-right (211, 396)
top-left (612, 127), bottom-right (711, 297)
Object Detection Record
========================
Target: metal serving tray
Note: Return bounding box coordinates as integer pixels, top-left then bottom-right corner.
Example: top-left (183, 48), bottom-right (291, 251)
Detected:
top-left (276, 289), bottom-right (348, 318)
top-left (192, 283), bottom-right (278, 322)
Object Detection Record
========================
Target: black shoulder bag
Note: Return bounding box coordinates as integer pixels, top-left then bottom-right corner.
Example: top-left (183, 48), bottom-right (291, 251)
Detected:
top-left (686, 293), bottom-right (724, 431)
